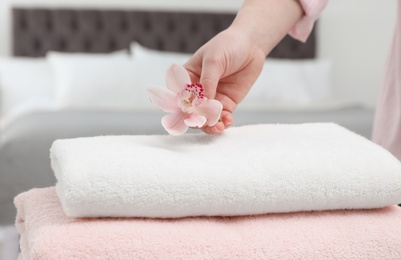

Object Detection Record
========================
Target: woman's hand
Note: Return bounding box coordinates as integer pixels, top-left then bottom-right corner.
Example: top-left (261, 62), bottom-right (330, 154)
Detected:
top-left (185, 0), bottom-right (304, 134)
top-left (184, 27), bottom-right (266, 134)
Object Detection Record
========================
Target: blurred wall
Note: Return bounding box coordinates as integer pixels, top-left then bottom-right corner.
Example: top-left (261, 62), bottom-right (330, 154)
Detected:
top-left (0, 0), bottom-right (397, 107)
top-left (318, 0), bottom-right (397, 106)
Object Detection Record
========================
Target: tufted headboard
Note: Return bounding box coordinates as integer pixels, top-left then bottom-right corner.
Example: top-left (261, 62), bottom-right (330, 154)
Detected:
top-left (12, 8), bottom-right (316, 59)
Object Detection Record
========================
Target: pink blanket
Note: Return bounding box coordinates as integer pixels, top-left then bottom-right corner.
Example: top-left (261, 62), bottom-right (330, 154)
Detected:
top-left (15, 187), bottom-right (401, 259)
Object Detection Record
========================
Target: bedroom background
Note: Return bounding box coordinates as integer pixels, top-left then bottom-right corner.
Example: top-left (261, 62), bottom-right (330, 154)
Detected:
top-left (0, 0), bottom-right (397, 260)
top-left (0, 0), bottom-right (396, 106)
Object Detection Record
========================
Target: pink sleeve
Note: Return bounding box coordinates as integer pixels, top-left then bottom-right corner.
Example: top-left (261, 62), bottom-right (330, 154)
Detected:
top-left (289, 0), bottom-right (328, 42)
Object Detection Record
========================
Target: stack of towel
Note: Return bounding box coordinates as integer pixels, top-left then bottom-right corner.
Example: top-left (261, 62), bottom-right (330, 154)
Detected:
top-left (15, 123), bottom-right (401, 259)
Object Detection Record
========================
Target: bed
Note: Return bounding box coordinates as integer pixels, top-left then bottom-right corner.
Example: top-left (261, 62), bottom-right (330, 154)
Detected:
top-left (0, 8), bottom-right (374, 225)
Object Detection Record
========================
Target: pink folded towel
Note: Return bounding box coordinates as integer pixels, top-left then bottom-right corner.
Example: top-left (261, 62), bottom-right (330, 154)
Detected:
top-left (15, 187), bottom-right (401, 259)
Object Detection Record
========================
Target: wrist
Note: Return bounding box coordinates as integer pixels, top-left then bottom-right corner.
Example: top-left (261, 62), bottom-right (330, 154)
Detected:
top-left (231, 0), bottom-right (303, 56)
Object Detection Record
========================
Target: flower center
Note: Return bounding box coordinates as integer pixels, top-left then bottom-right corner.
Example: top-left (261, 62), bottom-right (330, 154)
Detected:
top-left (180, 83), bottom-right (204, 113)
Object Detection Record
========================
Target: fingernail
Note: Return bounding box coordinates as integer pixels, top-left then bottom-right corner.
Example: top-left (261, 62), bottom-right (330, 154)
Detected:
top-left (224, 118), bottom-right (233, 126)
top-left (213, 126), bottom-right (221, 133)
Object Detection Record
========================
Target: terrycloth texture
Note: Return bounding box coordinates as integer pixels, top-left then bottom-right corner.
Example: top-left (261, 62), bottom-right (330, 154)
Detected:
top-left (50, 123), bottom-right (401, 218)
top-left (15, 187), bottom-right (401, 260)
top-left (372, 0), bottom-right (401, 160)
top-left (289, 0), bottom-right (328, 42)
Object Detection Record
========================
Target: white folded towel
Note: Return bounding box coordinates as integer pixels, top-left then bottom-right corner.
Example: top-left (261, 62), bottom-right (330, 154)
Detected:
top-left (50, 123), bottom-right (401, 218)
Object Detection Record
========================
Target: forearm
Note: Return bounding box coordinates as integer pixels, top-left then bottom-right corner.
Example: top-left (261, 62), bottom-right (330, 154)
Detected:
top-left (231, 0), bottom-right (304, 56)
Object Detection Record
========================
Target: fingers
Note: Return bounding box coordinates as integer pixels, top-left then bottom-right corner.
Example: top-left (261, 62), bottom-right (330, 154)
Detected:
top-left (201, 110), bottom-right (233, 134)
top-left (184, 44), bottom-right (225, 100)
top-left (200, 57), bottom-right (224, 100)
top-left (184, 44), bottom-right (233, 135)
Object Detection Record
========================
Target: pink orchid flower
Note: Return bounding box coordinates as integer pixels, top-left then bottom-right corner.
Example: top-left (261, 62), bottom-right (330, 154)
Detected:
top-left (147, 64), bottom-right (223, 136)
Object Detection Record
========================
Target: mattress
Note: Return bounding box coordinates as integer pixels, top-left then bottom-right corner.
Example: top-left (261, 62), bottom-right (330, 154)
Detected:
top-left (15, 187), bottom-right (401, 259)
top-left (0, 107), bottom-right (374, 225)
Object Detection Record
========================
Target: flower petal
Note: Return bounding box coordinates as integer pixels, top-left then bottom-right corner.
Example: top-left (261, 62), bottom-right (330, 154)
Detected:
top-left (184, 114), bottom-right (207, 128)
top-left (147, 87), bottom-right (180, 113)
top-left (161, 113), bottom-right (189, 136)
top-left (166, 64), bottom-right (191, 93)
top-left (196, 99), bottom-right (223, 126)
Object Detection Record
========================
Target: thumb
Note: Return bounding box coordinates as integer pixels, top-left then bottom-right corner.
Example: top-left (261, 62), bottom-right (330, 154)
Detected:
top-left (200, 58), bottom-right (224, 100)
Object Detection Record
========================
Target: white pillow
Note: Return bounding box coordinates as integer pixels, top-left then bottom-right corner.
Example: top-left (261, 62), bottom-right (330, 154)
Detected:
top-left (130, 43), bottom-right (193, 110)
top-left (0, 58), bottom-right (53, 117)
top-left (130, 42), bottom-right (192, 63)
top-left (47, 51), bottom-right (140, 110)
top-left (239, 59), bottom-right (332, 110)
